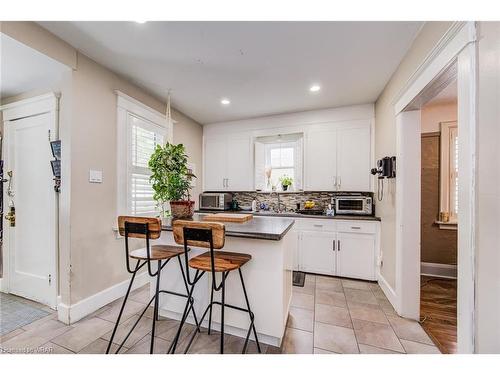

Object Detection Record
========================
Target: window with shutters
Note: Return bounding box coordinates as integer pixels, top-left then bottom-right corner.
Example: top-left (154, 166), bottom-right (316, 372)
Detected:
top-left (116, 91), bottom-right (170, 217)
top-left (439, 121), bottom-right (458, 223)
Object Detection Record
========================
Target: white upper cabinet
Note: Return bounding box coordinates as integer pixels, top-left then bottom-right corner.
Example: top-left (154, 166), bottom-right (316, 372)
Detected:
top-left (226, 136), bottom-right (252, 191)
top-left (337, 126), bottom-right (371, 191)
top-left (204, 135), bottom-right (253, 191)
top-left (204, 137), bottom-right (227, 191)
top-left (305, 128), bottom-right (337, 191)
top-left (304, 123), bottom-right (371, 192)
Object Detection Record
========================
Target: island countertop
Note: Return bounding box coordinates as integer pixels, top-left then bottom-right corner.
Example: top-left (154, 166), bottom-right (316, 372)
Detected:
top-left (161, 213), bottom-right (295, 241)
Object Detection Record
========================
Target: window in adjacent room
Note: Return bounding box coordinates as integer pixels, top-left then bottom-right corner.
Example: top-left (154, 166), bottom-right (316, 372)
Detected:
top-left (254, 133), bottom-right (303, 191)
top-left (440, 121), bottom-right (458, 223)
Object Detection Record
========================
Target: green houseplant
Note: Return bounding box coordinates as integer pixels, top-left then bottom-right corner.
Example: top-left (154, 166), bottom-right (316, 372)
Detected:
top-left (279, 175), bottom-right (293, 191)
top-left (148, 142), bottom-right (196, 219)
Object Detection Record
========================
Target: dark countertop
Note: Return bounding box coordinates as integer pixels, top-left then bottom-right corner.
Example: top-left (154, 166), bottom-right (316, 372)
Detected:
top-left (196, 210), bottom-right (381, 222)
top-left (162, 213), bottom-right (295, 241)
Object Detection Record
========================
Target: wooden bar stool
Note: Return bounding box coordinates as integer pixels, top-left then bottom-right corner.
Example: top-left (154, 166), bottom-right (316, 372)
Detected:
top-left (106, 216), bottom-right (200, 354)
top-left (169, 220), bottom-right (261, 354)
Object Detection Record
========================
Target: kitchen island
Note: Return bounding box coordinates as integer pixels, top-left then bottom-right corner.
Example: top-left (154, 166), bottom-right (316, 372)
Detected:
top-left (153, 214), bottom-right (296, 347)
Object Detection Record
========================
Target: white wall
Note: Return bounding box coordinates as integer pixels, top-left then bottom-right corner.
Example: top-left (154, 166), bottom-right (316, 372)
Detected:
top-left (475, 21), bottom-right (500, 353)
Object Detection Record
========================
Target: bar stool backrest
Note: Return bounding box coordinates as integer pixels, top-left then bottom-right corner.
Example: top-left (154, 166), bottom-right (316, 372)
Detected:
top-left (172, 220), bottom-right (225, 249)
top-left (118, 216), bottom-right (162, 240)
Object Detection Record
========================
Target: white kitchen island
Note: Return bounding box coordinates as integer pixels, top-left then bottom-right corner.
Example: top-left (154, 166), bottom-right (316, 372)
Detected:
top-left (153, 214), bottom-right (296, 347)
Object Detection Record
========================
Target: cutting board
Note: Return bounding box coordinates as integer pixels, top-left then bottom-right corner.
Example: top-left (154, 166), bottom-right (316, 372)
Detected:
top-left (202, 213), bottom-right (253, 223)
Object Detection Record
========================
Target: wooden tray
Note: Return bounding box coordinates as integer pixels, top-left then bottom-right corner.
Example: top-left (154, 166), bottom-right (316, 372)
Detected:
top-left (202, 213), bottom-right (253, 223)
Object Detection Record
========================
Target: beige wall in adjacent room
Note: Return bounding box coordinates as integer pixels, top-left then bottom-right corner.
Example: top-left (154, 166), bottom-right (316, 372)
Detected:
top-left (420, 102), bottom-right (457, 266)
top-left (374, 22), bottom-right (454, 289)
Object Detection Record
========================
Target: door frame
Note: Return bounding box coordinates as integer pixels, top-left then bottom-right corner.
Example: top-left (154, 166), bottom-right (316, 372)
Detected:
top-left (0, 93), bottom-right (60, 309)
top-left (392, 22), bottom-right (477, 353)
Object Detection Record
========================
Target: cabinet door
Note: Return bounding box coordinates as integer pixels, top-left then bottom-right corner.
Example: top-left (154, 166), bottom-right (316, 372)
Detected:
top-left (337, 126), bottom-right (371, 191)
top-left (337, 232), bottom-right (376, 280)
top-left (305, 129), bottom-right (337, 191)
top-left (204, 138), bottom-right (227, 191)
top-left (226, 136), bottom-right (252, 191)
top-left (299, 231), bottom-right (336, 275)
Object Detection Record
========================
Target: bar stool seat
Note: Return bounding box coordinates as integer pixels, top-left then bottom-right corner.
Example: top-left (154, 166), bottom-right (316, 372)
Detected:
top-left (188, 251), bottom-right (251, 272)
top-left (130, 245), bottom-right (185, 260)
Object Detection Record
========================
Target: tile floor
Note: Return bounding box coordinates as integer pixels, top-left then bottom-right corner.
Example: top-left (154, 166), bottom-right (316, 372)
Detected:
top-left (0, 274), bottom-right (441, 354)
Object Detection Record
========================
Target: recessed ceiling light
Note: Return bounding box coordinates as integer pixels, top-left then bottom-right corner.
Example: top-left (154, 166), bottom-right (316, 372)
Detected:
top-left (309, 85), bottom-right (321, 92)
top-left (221, 98), bottom-right (231, 105)
top-left (135, 20), bottom-right (147, 24)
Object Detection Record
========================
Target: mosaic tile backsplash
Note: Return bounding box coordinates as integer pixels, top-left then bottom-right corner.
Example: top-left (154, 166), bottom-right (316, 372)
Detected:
top-left (231, 191), bottom-right (338, 212)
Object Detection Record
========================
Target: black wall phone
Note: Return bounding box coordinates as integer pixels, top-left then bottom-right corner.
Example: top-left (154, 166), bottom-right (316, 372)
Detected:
top-left (371, 156), bottom-right (396, 201)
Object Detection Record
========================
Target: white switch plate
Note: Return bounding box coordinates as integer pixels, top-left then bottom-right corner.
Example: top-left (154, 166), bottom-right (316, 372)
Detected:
top-left (89, 169), bottom-right (103, 183)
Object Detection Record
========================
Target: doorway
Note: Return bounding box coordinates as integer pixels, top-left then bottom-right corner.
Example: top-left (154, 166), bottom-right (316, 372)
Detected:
top-left (393, 22), bottom-right (477, 353)
top-left (1, 94), bottom-right (60, 309)
top-left (419, 81), bottom-right (458, 353)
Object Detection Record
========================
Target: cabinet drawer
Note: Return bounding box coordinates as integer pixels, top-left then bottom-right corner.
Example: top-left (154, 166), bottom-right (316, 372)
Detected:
top-left (296, 218), bottom-right (337, 232)
top-left (336, 221), bottom-right (376, 234)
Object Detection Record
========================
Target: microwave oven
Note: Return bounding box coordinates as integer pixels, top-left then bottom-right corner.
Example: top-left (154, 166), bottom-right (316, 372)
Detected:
top-left (199, 193), bottom-right (232, 211)
top-left (331, 194), bottom-right (373, 215)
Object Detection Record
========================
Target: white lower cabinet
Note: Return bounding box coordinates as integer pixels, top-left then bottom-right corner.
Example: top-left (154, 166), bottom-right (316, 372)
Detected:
top-left (296, 219), bottom-right (379, 281)
top-left (299, 231), bottom-right (336, 276)
top-left (337, 232), bottom-right (376, 280)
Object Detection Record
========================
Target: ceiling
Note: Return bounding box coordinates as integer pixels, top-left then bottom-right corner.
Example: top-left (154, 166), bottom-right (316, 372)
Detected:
top-left (38, 21), bottom-right (423, 124)
top-left (425, 80), bottom-right (457, 106)
top-left (0, 33), bottom-right (69, 100)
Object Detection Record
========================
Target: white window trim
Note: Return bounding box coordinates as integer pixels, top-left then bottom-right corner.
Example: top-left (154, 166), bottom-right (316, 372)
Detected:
top-left (116, 91), bottom-right (173, 216)
top-left (439, 120), bottom-right (458, 224)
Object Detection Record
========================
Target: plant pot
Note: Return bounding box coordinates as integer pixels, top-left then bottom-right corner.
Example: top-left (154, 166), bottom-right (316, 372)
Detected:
top-left (282, 185), bottom-right (288, 191)
top-left (170, 200), bottom-right (195, 219)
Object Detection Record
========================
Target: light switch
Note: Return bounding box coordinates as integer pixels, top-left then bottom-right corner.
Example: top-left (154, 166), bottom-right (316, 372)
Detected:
top-left (89, 169), bottom-right (103, 183)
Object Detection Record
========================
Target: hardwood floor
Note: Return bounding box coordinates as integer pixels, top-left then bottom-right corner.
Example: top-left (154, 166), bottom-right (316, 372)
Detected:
top-left (419, 275), bottom-right (457, 354)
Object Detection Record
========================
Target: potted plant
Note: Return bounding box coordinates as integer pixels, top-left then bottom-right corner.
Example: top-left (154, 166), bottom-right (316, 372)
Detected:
top-left (279, 175), bottom-right (293, 191)
top-left (149, 142), bottom-right (196, 219)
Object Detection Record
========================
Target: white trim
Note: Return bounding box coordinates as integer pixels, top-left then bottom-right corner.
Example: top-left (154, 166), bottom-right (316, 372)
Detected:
top-left (421, 262), bottom-right (457, 279)
top-left (57, 272), bottom-right (150, 324)
top-left (115, 90), bottom-right (172, 127)
top-left (0, 92), bottom-right (60, 121)
top-left (395, 110), bottom-right (421, 320)
top-left (393, 22), bottom-right (471, 113)
top-left (440, 121), bottom-right (459, 220)
top-left (378, 273), bottom-right (398, 311)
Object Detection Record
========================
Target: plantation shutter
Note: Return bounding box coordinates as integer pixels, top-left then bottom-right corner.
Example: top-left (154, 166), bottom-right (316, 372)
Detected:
top-left (128, 114), bottom-right (166, 216)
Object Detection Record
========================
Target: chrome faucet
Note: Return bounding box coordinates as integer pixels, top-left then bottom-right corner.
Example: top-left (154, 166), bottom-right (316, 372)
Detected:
top-left (271, 191), bottom-right (286, 213)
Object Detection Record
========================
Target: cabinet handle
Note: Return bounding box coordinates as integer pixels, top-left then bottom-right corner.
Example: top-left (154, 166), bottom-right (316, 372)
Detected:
top-left (333, 240), bottom-right (336, 251)
top-left (338, 176), bottom-right (341, 188)
top-left (226, 178), bottom-right (229, 188)
top-left (351, 226), bottom-right (361, 230)
top-left (313, 224), bottom-right (323, 228)
top-left (338, 240), bottom-right (341, 251)
top-left (333, 176), bottom-right (337, 187)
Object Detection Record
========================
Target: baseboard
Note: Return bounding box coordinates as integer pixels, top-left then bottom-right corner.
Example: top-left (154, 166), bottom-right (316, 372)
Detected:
top-left (57, 272), bottom-right (150, 324)
top-left (421, 262), bottom-right (457, 279)
top-left (378, 273), bottom-right (398, 312)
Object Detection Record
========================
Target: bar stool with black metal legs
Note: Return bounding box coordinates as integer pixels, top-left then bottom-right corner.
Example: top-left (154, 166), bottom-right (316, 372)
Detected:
top-left (106, 216), bottom-right (200, 354)
top-left (168, 220), bottom-right (261, 354)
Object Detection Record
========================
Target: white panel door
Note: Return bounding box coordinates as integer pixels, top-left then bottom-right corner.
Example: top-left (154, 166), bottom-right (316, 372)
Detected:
top-left (305, 129), bottom-right (337, 191)
top-left (6, 113), bottom-right (57, 307)
top-left (337, 232), bottom-right (376, 280)
top-left (337, 126), bottom-right (371, 191)
top-left (299, 231), bottom-right (336, 275)
top-left (226, 136), bottom-right (252, 191)
top-left (204, 137), bottom-right (227, 191)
